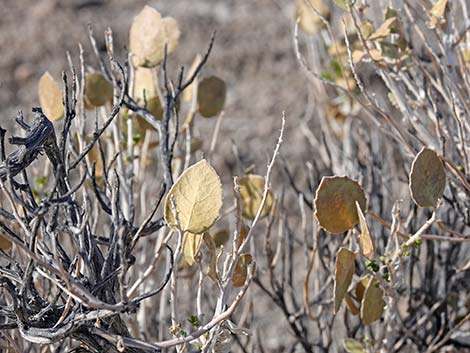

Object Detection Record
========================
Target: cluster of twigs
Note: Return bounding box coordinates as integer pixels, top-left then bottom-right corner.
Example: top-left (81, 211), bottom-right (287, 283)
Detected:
top-left (0, 21), bottom-right (287, 352)
top-left (256, 0), bottom-right (470, 352)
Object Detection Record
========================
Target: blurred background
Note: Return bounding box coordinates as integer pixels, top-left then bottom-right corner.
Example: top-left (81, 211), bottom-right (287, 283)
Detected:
top-left (0, 0), bottom-right (305, 171)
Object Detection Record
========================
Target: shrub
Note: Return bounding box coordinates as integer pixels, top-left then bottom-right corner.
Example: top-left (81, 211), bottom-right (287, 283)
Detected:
top-left (1, 1), bottom-right (470, 352)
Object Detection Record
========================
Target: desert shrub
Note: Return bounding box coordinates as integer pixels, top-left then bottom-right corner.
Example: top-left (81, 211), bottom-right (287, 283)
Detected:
top-left (1, 1), bottom-right (470, 353)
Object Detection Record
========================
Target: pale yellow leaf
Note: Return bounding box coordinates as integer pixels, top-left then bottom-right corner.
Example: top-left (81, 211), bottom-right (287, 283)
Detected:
top-left (352, 50), bottom-right (365, 64)
top-left (183, 54), bottom-right (202, 103)
top-left (359, 21), bottom-right (374, 39)
top-left (431, 0), bottom-right (448, 18)
top-left (369, 48), bottom-right (384, 62)
top-left (239, 175), bottom-right (273, 221)
top-left (38, 72), bottom-right (63, 121)
top-left (334, 247), bottom-right (356, 313)
top-left (133, 66), bottom-right (156, 102)
top-left (368, 17), bottom-right (397, 41)
top-left (130, 6), bottom-right (180, 68)
top-left (164, 159), bottom-right (223, 234)
top-left (356, 201), bottom-right (374, 258)
top-left (182, 232), bottom-right (204, 266)
top-left (295, 0), bottom-right (330, 35)
top-left (343, 339), bottom-right (366, 353)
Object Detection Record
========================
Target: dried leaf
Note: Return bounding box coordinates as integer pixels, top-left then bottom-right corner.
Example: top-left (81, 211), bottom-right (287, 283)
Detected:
top-left (135, 96), bottom-right (164, 133)
top-left (430, 0), bottom-right (448, 19)
top-left (232, 254), bottom-right (254, 287)
top-left (190, 137), bottom-right (203, 153)
top-left (182, 232), bottom-right (204, 266)
top-left (164, 159), bottom-right (223, 234)
top-left (314, 176), bottom-right (367, 234)
top-left (344, 293), bottom-right (359, 315)
top-left (369, 48), bottom-right (384, 62)
top-left (0, 234), bottom-right (12, 251)
top-left (343, 339), bottom-right (366, 353)
top-left (295, 0), bottom-right (330, 35)
top-left (212, 229), bottom-right (230, 247)
top-left (332, 0), bottom-right (356, 10)
top-left (197, 76), bottom-right (226, 118)
top-left (368, 17), bottom-right (397, 41)
top-left (359, 21), bottom-right (374, 39)
top-left (183, 54), bottom-right (202, 102)
top-left (239, 175), bottom-right (273, 221)
top-left (38, 72), bottom-right (63, 121)
top-left (380, 42), bottom-right (399, 60)
top-left (130, 6), bottom-right (180, 68)
top-left (352, 48), bottom-right (383, 63)
top-left (356, 202), bottom-right (374, 258)
top-left (73, 133), bottom-right (103, 178)
top-left (88, 141), bottom-right (104, 179)
top-left (203, 232), bottom-right (219, 282)
top-left (361, 275), bottom-right (385, 325)
top-left (352, 50), bottom-right (365, 64)
top-left (133, 66), bottom-right (156, 102)
top-left (409, 148), bottom-right (446, 207)
top-left (85, 73), bottom-right (113, 107)
top-left (334, 247), bottom-right (356, 314)
top-left (355, 276), bottom-right (369, 302)
top-left (237, 223), bottom-right (249, 249)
